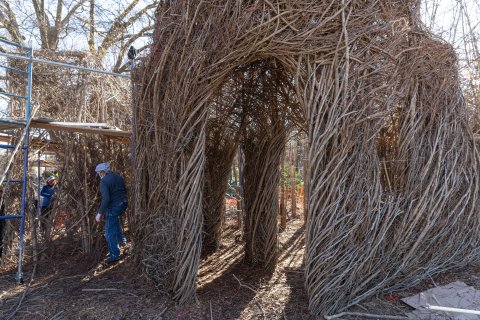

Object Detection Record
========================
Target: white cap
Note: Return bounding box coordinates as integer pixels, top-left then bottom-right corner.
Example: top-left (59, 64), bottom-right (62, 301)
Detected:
top-left (95, 162), bottom-right (110, 173)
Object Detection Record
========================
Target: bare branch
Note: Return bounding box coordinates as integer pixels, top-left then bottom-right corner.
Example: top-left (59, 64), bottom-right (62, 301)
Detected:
top-left (88, 0), bottom-right (94, 52)
top-left (97, 0), bottom-right (140, 54)
top-left (97, 1), bottom-right (157, 58)
top-left (31, 0), bottom-right (51, 48)
top-left (60, 0), bottom-right (88, 31)
top-left (0, 0), bottom-right (24, 43)
top-left (54, 0), bottom-right (63, 29)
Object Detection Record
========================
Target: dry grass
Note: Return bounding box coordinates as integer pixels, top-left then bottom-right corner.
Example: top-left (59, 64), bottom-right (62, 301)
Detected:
top-left (3, 211), bottom-right (480, 319)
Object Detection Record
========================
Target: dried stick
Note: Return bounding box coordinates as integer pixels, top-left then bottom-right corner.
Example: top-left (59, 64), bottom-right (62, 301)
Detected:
top-left (324, 312), bottom-right (408, 320)
top-left (5, 263), bottom-right (37, 320)
top-left (232, 274), bottom-right (257, 294)
top-left (81, 288), bottom-right (121, 292)
top-left (209, 300), bottom-right (213, 320)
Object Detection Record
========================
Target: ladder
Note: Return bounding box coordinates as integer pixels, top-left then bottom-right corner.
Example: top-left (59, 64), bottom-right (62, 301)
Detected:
top-left (0, 38), bottom-right (33, 283)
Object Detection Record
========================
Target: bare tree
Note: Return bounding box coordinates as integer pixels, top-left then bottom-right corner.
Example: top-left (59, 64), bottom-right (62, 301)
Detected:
top-left (422, 0), bottom-right (480, 130)
top-left (0, 0), bottom-right (156, 71)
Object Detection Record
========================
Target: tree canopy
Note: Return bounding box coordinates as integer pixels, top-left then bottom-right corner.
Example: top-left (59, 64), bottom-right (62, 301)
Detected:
top-left (0, 0), bottom-right (157, 72)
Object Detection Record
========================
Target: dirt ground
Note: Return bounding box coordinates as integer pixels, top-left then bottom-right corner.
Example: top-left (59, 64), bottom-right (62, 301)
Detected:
top-left (1, 213), bottom-right (480, 320)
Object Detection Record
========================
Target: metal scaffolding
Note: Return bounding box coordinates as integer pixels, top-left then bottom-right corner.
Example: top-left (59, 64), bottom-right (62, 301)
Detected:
top-left (0, 38), bottom-right (33, 283)
top-left (0, 37), bottom-right (130, 284)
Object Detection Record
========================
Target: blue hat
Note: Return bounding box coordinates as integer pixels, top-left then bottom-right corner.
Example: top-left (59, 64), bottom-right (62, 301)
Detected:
top-left (95, 163), bottom-right (110, 173)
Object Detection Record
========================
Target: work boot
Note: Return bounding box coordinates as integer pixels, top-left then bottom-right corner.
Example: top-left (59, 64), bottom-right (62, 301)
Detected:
top-left (119, 242), bottom-right (130, 255)
top-left (107, 257), bottom-right (120, 264)
top-left (104, 253), bottom-right (121, 264)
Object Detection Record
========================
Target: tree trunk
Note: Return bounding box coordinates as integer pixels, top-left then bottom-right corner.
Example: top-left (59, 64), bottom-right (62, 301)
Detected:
top-left (89, 0), bottom-right (95, 52)
top-left (236, 146), bottom-right (244, 230)
top-left (28, 205), bottom-right (38, 263)
top-left (290, 141), bottom-right (297, 218)
top-left (302, 137), bottom-right (309, 221)
top-left (280, 156), bottom-right (286, 230)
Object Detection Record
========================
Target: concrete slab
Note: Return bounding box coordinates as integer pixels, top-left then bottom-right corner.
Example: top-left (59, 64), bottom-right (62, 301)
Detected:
top-left (402, 281), bottom-right (480, 320)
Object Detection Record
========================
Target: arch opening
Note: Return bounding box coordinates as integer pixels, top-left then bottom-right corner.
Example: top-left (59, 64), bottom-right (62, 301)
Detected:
top-left (202, 59), bottom-right (305, 270)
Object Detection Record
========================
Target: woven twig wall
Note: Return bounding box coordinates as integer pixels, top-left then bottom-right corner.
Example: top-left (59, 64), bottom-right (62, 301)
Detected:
top-left (133, 0), bottom-right (480, 315)
top-left (4, 51), bottom-right (130, 258)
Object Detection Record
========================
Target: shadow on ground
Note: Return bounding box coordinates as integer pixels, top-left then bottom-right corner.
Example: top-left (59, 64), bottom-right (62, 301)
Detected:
top-left (0, 234), bottom-right (171, 320)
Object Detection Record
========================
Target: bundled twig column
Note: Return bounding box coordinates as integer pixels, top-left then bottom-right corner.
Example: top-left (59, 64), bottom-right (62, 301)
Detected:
top-left (243, 121), bottom-right (286, 269)
top-left (203, 123), bottom-right (238, 251)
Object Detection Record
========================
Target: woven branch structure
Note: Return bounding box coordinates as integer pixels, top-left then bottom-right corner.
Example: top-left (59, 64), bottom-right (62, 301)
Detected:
top-left (132, 0), bottom-right (480, 315)
top-left (2, 51), bottom-right (131, 260)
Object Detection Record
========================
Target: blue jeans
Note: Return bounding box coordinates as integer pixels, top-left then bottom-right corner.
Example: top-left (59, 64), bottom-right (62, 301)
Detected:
top-left (104, 201), bottom-right (127, 260)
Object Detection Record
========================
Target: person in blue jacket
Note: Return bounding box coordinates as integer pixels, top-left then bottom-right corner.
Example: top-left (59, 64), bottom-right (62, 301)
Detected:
top-left (95, 162), bottom-right (128, 263)
top-left (40, 176), bottom-right (57, 233)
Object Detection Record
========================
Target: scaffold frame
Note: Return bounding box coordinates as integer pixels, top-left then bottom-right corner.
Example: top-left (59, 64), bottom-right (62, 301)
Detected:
top-left (0, 37), bottom-right (130, 284)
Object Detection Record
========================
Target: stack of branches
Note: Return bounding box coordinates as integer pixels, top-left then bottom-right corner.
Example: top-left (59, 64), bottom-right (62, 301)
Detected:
top-left (1, 50), bottom-right (130, 265)
top-left (133, 0), bottom-right (480, 316)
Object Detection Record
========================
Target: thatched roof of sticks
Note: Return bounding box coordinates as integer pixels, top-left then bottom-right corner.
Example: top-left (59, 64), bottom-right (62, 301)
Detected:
top-left (132, 0), bottom-right (480, 316)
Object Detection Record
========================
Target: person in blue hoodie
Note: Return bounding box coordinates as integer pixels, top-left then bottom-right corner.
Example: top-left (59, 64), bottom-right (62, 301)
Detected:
top-left (95, 162), bottom-right (128, 263)
top-left (40, 176), bottom-right (57, 233)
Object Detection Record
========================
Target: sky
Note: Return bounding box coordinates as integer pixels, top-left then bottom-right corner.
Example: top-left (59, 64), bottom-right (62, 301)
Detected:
top-left (422, 0), bottom-right (480, 60)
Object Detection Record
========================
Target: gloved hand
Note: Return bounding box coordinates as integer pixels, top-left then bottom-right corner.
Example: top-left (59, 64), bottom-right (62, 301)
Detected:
top-left (95, 213), bottom-right (103, 223)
